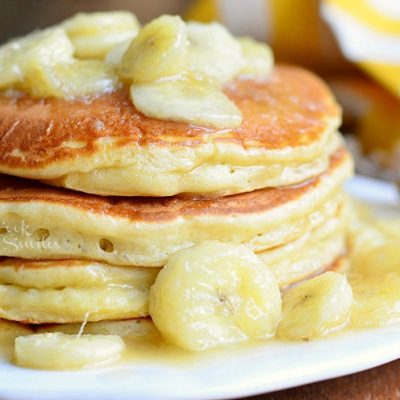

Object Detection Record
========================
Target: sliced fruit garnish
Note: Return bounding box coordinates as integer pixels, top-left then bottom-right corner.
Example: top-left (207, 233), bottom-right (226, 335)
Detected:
top-left (278, 272), bottom-right (353, 340)
top-left (119, 15), bottom-right (188, 83)
top-left (130, 78), bottom-right (242, 128)
top-left (15, 333), bottom-right (125, 370)
top-left (149, 241), bottom-right (281, 351)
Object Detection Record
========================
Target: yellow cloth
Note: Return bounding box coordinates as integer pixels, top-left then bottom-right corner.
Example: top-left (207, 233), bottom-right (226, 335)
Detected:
top-left (322, 0), bottom-right (400, 98)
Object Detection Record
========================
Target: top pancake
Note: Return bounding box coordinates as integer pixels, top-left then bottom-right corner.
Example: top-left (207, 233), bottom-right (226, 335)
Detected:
top-left (0, 66), bottom-right (341, 196)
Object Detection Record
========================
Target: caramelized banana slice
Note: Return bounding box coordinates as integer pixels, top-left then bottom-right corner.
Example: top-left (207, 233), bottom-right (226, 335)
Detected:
top-left (187, 22), bottom-right (244, 84)
top-left (24, 59), bottom-right (118, 98)
top-left (105, 39), bottom-right (132, 65)
top-left (119, 15), bottom-right (188, 82)
top-left (238, 37), bottom-right (274, 77)
top-left (0, 28), bottom-right (118, 97)
top-left (0, 40), bottom-right (24, 89)
top-left (15, 333), bottom-right (125, 370)
top-left (0, 28), bottom-right (73, 90)
top-left (149, 241), bottom-right (281, 351)
top-left (130, 78), bottom-right (242, 128)
top-left (63, 11), bottom-right (140, 59)
top-left (278, 272), bottom-right (353, 340)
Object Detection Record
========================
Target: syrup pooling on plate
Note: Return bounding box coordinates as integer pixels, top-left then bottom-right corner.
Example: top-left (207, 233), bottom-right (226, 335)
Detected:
top-left (348, 215), bottom-right (400, 328)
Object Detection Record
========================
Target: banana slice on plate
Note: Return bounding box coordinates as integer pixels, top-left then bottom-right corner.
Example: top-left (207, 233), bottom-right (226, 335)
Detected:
top-left (238, 37), bottom-right (274, 77)
top-left (278, 272), bottom-right (353, 340)
top-left (63, 11), bottom-right (140, 59)
top-left (187, 22), bottom-right (244, 84)
top-left (131, 78), bottom-right (242, 128)
top-left (119, 15), bottom-right (188, 83)
top-left (15, 333), bottom-right (125, 370)
top-left (350, 272), bottom-right (400, 327)
top-left (149, 241), bottom-right (281, 351)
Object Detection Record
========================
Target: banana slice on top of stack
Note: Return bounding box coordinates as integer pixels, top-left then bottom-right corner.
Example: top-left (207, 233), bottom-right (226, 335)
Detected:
top-left (0, 10), bottom-right (372, 370)
top-left (119, 15), bottom-right (264, 128)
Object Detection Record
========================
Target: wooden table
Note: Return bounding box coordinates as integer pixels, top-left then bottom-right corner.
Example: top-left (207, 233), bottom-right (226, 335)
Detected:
top-left (246, 359), bottom-right (400, 399)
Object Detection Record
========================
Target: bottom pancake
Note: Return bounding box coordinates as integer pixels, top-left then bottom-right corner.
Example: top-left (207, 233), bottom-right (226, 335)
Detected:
top-left (0, 285), bottom-right (151, 324)
top-left (0, 260), bottom-right (158, 324)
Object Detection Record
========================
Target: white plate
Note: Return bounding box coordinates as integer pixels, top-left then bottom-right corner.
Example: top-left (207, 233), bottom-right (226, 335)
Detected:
top-left (0, 175), bottom-right (399, 400)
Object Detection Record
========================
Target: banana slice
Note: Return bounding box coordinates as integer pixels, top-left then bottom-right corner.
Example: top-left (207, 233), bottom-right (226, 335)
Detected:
top-left (0, 27), bottom-right (118, 98)
top-left (130, 78), bottom-right (242, 128)
top-left (63, 11), bottom-right (140, 59)
top-left (350, 273), bottom-right (400, 327)
top-left (149, 241), bottom-right (281, 351)
top-left (0, 40), bottom-right (24, 89)
top-left (20, 31), bottom-right (118, 98)
top-left (24, 59), bottom-right (118, 98)
top-left (15, 333), bottom-right (125, 370)
top-left (119, 15), bottom-right (188, 83)
top-left (187, 22), bottom-right (244, 84)
top-left (278, 272), bottom-right (353, 340)
top-left (0, 28), bottom-right (73, 91)
top-left (238, 37), bottom-right (274, 77)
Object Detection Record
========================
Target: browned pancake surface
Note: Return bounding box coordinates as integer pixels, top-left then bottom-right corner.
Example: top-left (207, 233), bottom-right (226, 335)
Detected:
top-left (0, 148), bottom-right (348, 222)
top-left (0, 66), bottom-right (339, 169)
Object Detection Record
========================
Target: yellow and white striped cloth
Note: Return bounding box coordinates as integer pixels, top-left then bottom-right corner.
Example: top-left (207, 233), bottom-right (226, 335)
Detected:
top-left (186, 0), bottom-right (400, 97)
top-left (322, 0), bottom-right (400, 98)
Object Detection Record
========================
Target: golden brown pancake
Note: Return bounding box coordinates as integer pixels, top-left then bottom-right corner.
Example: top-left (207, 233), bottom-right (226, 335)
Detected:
top-left (0, 259), bottom-right (156, 324)
top-left (0, 66), bottom-right (341, 196)
top-left (0, 147), bottom-right (352, 267)
top-left (0, 258), bottom-right (160, 289)
top-left (0, 209), bottom-right (347, 324)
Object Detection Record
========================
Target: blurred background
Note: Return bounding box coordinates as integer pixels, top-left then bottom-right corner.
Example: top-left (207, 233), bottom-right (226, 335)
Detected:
top-left (1, 0), bottom-right (399, 183)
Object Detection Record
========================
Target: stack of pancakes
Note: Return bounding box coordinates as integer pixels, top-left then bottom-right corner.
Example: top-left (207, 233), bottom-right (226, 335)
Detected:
top-left (0, 66), bottom-right (353, 333)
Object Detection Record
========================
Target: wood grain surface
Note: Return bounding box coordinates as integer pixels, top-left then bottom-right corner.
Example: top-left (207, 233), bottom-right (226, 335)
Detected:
top-left (246, 359), bottom-right (400, 399)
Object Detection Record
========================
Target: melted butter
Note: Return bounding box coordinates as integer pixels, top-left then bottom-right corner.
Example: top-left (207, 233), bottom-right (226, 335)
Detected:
top-left (121, 336), bottom-right (194, 365)
top-left (120, 336), bottom-right (270, 366)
